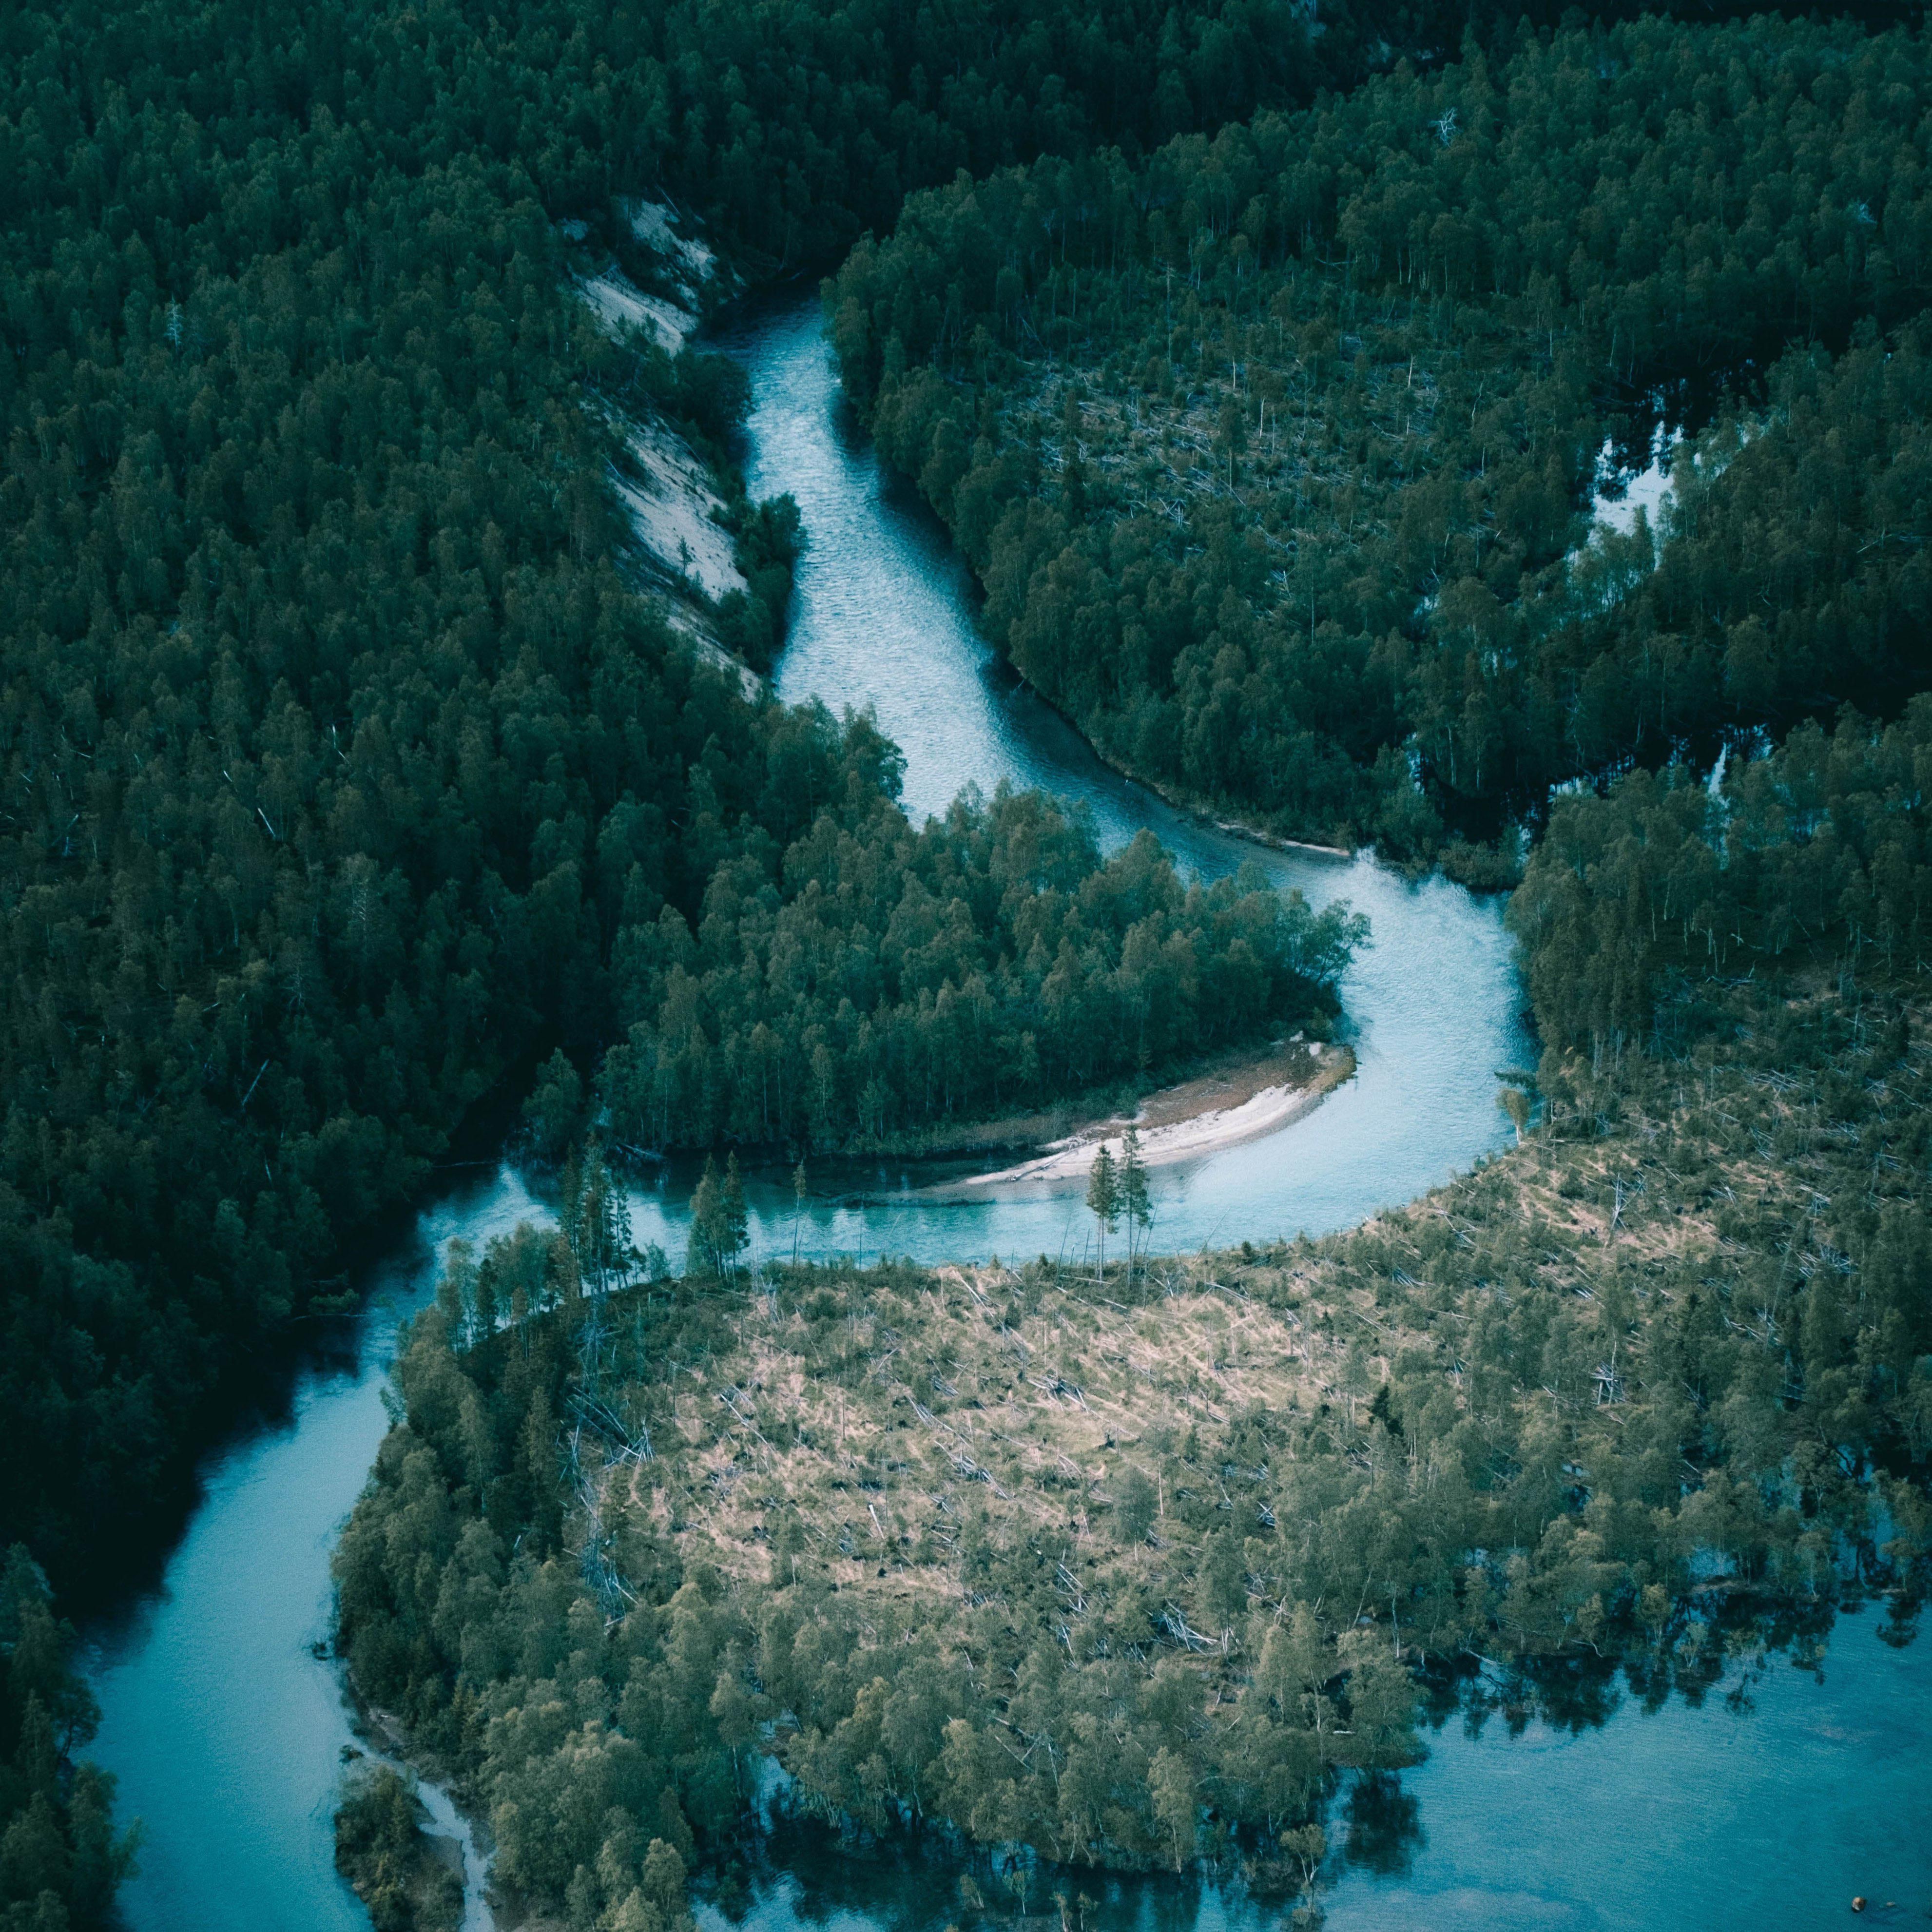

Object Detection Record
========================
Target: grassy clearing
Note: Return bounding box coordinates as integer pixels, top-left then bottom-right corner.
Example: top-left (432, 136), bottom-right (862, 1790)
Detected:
top-left (333, 962), bottom-right (1932, 1928)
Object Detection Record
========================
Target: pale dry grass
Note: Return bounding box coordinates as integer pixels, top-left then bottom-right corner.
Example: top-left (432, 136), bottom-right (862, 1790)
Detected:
top-left (597, 988), bottom-right (1924, 1621)
top-left (606, 1260), bottom-right (1371, 1606)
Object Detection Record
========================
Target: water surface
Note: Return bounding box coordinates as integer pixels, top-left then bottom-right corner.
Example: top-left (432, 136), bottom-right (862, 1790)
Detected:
top-left (695, 1615), bottom-right (1932, 1932)
top-left (86, 1171), bottom-right (542, 1932)
top-left (609, 295), bottom-right (1533, 1265)
top-left (80, 297), bottom-right (1925, 1932)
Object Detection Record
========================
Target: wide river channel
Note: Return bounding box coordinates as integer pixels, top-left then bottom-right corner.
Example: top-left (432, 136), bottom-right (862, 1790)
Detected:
top-left (83, 296), bottom-right (1931, 1932)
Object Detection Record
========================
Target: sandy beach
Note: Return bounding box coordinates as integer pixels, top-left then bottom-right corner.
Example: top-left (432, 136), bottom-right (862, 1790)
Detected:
top-left (933, 1036), bottom-right (1354, 1194)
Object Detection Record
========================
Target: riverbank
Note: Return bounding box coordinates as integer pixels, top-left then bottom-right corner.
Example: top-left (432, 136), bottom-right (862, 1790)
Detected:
top-left (995, 656), bottom-right (1360, 863)
top-left (575, 201), bottom-right (765, 701)
top-left (79, 290), bottom-right (1532, 1932)
top-left (346, 1701), bottom-right (497, 1932)
top-left (927, 1035), bottom-right (1354, 1194)
top-left (1007, 670), bottom-right (1526, 892)
top-left (330, 966), bottom-right (1932, 1932)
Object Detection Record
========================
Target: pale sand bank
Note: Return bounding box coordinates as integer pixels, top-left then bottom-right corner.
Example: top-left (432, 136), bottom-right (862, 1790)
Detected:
top-left (580, 269), bottom-right (696, 349)
top-left (567, 201), bottom-right (765, 701)
top-left (935, 1038), bottom-right (1354, 1194)
top-left (607, 413), bottom-right (746, 603)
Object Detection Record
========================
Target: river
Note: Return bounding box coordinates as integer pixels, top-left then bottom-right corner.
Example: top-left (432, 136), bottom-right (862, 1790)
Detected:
top-left (81, 296), bottom-right (1930, 1932)
top-left (617, 294), bottom-right (1533, 1266)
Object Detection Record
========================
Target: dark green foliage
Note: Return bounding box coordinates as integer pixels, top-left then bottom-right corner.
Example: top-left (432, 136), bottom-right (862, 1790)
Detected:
top-left (0, 1548), bottom-right (139, 1932)
top-left (524, 1052), bottom-right (589, 1166)
top-left (1511, 698), bottom-right (1932, 1059)
top-left (0, 0), bottom-right (1346, 1598)
top-left (685, 1153), bottom-right (749, 1277)
top-left (19, 1), bottom-right (1927, 1926)
top-left (333, 1766), bottom-right (462, 1932)
top-left (830, 17), bottom-right (1932, 848)
top-left (0, 0), bottom-right (772, 1592)
top-left (334, 708), bottom-right (1932, 1916)
top-left (332, 1282), bottom-right (722, 1924)
top-left (523, 0), bottom-right (1327, 267)
top-left (598, 765), bottom-right (1361, 1151)
top-left (717, 496), bottom-right (802, 674)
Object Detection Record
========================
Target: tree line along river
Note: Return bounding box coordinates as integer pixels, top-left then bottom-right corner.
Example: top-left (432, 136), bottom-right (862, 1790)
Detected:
top-left (80, 296), bottom-right (1931, 1932)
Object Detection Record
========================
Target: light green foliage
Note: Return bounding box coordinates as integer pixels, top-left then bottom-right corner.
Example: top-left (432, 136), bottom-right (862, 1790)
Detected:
top-left (333, 1766), bottom-right (462, 1932)
top-left (1118, 1127), bottom-right (1153, 1274)
top-left (338, 714), bottom-right (1932, 1916)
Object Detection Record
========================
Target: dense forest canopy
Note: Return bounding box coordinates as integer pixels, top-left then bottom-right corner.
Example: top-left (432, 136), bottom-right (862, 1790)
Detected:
top-left (334, 704), bottom-right (1932, 1925)
top-left (0, 74), bottom-right (771, 1589)
top-left (0, 1546), bottom-right (135, 1932)
top-left (7, 0), bottom-right (1932, 1923)
top-left (596, 758), bottom-right (1361, 1154)
top-left (831, 17), bottom-right (1932, 851)
top-left (5, 0), bottom-right (1333, 275)
top-left (0, 0), bottom-right (1377, 1602)
top-left (1511, 697), bottom-right (1932, 1059)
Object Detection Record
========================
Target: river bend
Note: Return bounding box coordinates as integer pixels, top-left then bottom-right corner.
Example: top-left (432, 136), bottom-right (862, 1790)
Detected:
top-left (80, 298), bottom-right (1930, 1932)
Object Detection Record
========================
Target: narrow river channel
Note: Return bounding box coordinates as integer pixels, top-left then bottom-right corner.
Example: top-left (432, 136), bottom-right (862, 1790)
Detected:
top-left (82, 297), bottom-right (1931, 1932)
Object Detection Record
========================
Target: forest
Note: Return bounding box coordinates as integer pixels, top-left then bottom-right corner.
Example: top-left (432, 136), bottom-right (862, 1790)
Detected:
top-left (9, 0), bottom-right (1932, 1924)
top-left (591, 759), bottom-right (1361, 1156)
top-left (831, 17), bottom-right (1932, 854)
top-left (334, 1763), bottom-right (464, 1932)
top-left (333, 705), bottom-right (1932, 1927)
top-left (0, 0), bottom-right (1379, 1899)
top-left (0, 1548), bottom-right (135, 1932)
top-left (0, 0), bottom-right (1381, 1604)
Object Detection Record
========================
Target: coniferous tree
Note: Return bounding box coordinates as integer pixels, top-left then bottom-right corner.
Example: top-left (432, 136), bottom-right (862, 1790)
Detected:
top-left (720, 1158), bottom-right (750, 1277)
top-left (1086, 1145), bottom-right (1121, 1281)
top-left (1120, 1128), bottom-right (1152, 1275)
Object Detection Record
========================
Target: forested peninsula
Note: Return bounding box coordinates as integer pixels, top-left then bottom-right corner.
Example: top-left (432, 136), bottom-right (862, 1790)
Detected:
top-left (338, 706), bottom-right (1932, 1929)
top-left (832, 17), bottom-right (1932, 859)
top-left (6, 0), bottom-right (1932, 1929)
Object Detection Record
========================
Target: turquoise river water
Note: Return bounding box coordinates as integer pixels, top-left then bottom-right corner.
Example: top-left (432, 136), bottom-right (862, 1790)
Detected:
top-left (81, 297), bottom-right (1930, 1932)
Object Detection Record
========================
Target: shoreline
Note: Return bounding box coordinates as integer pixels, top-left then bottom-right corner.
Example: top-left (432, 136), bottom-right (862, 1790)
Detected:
top-left (351, 1702), bottom-right (498, 1932)
top-left (998, 665), bottom-right (1360, 863)
top-left (855, 430), bottom-right (1359, 864)
top-left (77, 221), bottom-right (1531, 1932)
top-left (922, 1037), bottom-right (1354, 1196)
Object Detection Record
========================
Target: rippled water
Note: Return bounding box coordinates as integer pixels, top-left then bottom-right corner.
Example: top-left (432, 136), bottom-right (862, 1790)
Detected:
top-left (78, 296), bottom-right (1927, 1932)
top-left (605, 295), bottom-right (1533, 1266)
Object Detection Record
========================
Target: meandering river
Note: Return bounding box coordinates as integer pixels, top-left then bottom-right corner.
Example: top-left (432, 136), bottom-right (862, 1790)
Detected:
top-left (620, 295), bottom-right (1532, 1265)
top-left (82, 297), bottom-right (1931, 1932)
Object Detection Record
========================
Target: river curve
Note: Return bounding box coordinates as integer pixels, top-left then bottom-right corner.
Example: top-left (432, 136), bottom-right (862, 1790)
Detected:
top-left (612, 294), bottom-right (1534, 1267)
top-left (79, 297), bottom-right (1929, 1932)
